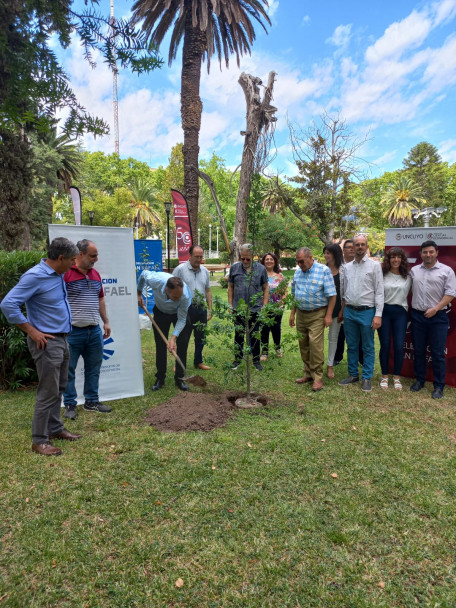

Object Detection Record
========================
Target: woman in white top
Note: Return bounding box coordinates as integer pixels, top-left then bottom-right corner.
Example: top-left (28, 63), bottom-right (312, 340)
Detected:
top-left (378, 247), bottom-right (412, 390)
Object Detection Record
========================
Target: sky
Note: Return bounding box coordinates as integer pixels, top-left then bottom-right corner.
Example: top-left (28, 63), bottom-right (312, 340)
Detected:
top-left (63, 0), bottom-right (456, 178)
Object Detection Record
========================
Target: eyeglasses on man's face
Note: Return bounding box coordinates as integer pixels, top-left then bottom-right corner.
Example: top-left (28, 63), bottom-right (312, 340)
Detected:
top-left (240, 257), bottom-right (251, 261)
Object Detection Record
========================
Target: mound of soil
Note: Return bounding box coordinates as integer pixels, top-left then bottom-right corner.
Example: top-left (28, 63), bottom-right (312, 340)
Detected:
top-left (145, 391), bottom-right (268, 432)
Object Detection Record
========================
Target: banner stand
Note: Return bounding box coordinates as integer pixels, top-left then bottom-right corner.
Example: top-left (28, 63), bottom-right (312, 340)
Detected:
top-left (385, 227), bottom-right (456, 388)
top-left (48, 225), bottom-right (144, 403)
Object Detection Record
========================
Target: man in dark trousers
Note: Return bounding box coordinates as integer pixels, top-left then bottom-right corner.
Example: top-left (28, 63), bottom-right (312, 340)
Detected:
top-left (410, 240), bottom-right (456, 399)
top-left (173, 245), bottom-right (212, 370)
top-left (137, 272), bottom-right (192, 391)
top-left (227, 243), bottom-right (269, 371)
top-left (0, 238), bottom-right (82, 455)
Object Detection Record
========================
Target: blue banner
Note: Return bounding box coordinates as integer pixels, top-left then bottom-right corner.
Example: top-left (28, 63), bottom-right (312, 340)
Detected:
top-left (134, 240), bottom-right (163, 314)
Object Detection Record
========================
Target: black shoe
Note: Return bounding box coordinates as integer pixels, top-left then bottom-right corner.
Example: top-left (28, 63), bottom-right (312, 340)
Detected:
top-left (432, 387), bottom-right (444, 399)
top-left (253, 362), bottom-right (263, 371)
top-left (410, 380), bottom-right (425, 392)
top-left (63, 406), bottom-right (77, 420)
top-left (338, 376), bottom-right (359, 385)
top-left (361, 379), bottom-right (372, 392)
top-left (175, 378), bottom-right (189, 391)
top-left (231, 361), bottom-right (241, 370)
top-left (152, 379), bottom-right (165, 391)
top-left (83, 401), bottom-right (112, 413)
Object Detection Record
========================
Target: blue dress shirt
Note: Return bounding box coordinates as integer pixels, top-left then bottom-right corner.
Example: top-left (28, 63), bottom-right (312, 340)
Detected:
top-left (137, 271), bottom-right (191, 336)
top-left (291, 261), bottom-right (336, 310)
top-left (0, 259), bottom-right (72, 333)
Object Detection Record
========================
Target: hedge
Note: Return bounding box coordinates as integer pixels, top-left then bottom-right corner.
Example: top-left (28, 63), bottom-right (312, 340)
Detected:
top-left (0, 250), bottom-right (44, 389)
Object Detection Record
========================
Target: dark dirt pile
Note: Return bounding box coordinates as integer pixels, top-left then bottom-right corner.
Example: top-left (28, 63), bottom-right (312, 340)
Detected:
top-left (145, 392), bottom-right (234, 432)
top-left (145, 391), bottom-right (268, 432)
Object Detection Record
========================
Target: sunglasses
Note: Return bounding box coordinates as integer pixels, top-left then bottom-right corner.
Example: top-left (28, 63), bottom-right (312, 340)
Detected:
top-left (296, 259), bottom-right (306, 264)
top-left (240, 257), bottom-right (251, 261)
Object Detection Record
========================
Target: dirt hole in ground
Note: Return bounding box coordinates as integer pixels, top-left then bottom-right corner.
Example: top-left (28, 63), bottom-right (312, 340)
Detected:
top-left (145, 391), bottom-right (268, 432)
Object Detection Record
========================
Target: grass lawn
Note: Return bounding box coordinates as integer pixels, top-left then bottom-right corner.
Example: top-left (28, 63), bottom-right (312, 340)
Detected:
top-left (1, 286), bottom-right (456, 607)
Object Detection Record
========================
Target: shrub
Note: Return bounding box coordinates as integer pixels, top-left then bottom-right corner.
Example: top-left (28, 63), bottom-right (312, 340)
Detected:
top-left (279, 257), bottom-right (296, 270)
top-left (162, 258), bottom-right (180, 270)
top-left (219, 276), bottom-right (229, 289)
top-left (0, 250), bottom-right (44, 389)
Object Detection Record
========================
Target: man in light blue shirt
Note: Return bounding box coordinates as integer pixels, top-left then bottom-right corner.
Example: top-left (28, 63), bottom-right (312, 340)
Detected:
top-left (0, 237), bottom-right (82, 456)
top-left (137, 271), bottom-right (192, 391)
top-left (290, 247), bottom-right (336, 391)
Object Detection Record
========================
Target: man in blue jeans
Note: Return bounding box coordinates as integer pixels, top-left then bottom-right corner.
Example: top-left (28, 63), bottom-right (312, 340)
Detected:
top-left (410, 240), bottom-right (456, 399)
top-left (63, 240), bottom-right (112, 419)
top-left (339, 235), bottom-right (384, 392)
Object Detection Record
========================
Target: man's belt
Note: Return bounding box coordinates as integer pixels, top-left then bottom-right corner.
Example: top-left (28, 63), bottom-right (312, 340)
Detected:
top-left (73, 324), bottom-right (99, 328)
top-left (298, 306), bottom-right (327, 313)
top-left (347, 305), bottom-right (374, 311)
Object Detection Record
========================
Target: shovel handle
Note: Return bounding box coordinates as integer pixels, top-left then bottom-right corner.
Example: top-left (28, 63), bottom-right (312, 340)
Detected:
top-left (140, 304), bottom-right (186, 374)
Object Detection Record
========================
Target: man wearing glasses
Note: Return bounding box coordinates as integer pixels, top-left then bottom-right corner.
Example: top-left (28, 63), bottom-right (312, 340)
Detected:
top-left (290, 247), bottom-right (336, 391)
top-left (227, 244), bottom-right (269, 371)
top-left (62, 240), bottom-right (112, 419)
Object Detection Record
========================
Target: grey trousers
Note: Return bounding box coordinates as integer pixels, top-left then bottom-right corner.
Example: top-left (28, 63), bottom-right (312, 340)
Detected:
top-left (28, 335), bottom-right (68, 444)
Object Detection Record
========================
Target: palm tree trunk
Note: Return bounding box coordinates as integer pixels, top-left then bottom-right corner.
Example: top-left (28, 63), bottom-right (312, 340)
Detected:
top-left (181, 11), bottom-right (206, 238)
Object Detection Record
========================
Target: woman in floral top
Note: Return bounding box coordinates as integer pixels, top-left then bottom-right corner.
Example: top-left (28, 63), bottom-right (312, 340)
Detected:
top-left (260, 252), bottom-right (288, 360)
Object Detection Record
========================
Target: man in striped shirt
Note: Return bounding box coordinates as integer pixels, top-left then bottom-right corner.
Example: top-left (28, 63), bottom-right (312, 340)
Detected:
top-left (62, 240), bottom-right (112, 419)
top-left (290, 247), bottom-right (336, 391)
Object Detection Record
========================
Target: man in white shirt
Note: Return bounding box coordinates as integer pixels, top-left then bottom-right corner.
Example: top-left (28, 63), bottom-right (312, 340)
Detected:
top-left (410, 240), bottom-right (456, 399)
top-left (339, 235), bottom-right (384, 392)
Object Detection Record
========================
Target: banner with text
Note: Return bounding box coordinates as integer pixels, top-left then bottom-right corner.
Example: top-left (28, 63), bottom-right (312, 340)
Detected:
top-left (48, 224), bottom-right (144, 402)
top-left (171, 189), bottom-right (193, 262)
top-left (385, 227), bottom-right (456, 388)
top-left (134, 239), bottom-right (162, 314)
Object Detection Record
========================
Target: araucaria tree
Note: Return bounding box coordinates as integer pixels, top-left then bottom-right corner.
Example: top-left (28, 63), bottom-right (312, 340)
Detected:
top-left (131, 0), bottom-right (271, 235)
top-left (289, 113), bottom-right (369, 245)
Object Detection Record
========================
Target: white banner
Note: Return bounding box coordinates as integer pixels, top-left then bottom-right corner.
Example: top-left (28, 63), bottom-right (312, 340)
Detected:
top-left (48, 225), bottom-right (144, 403)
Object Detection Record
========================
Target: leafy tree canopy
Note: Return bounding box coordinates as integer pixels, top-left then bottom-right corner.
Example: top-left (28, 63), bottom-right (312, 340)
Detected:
top-left (0, 0), bottom-right (162, 136)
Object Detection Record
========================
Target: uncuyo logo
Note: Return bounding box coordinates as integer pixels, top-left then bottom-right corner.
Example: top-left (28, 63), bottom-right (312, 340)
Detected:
top-left (396, 233), bottom-right (402, 241)
top-left (103, 336), bottom-right (115, 361)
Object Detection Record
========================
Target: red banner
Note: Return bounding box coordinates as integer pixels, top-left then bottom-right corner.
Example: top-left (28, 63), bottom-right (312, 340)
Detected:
top-left (385, 227), bottom-right (456, 387)
top-left (171, 189), bottom-right (193, 263)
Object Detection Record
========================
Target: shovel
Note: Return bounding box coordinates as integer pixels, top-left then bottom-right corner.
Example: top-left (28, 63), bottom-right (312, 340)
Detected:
top-left (140, 304), bottom-right (207, 387)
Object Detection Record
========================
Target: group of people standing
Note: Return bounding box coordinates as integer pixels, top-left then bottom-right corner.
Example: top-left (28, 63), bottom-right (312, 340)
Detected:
top-left (291, 236), bottom-right (455, 399)
top-left (1, 233), bottom-right (455, 457)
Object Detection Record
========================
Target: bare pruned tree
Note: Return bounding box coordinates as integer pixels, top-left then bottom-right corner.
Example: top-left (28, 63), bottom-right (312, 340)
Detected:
top-left (288, 112), bottom-right (371, 245)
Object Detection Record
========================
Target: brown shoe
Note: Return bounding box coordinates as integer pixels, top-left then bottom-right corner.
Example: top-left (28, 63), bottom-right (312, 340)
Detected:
top-left (32, 443), bottom-right (62, 456)
top-left (312, 381), bottom-right (323, 392)
top-left (49, 429), bottom-right (82, 441)
top-left (295, 377), bottom-right (313, 384)
top-left (196, 363), bottom-right (211, 370)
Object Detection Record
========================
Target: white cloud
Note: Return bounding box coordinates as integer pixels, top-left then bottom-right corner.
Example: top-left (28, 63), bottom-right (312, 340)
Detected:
top-left (326, 24), bottom-right (352, 49)
top-left (371, 150), bottom-right (398, 166)
top-left (365, 9), bottom-right (432, 63)
top-left (301, 15), bottom-right (310, 26)
top-left (438, 138), bottom-right (456, 163)
top-left (421, 34), bottom-right (456, 91)
top-left (433, 0), bottom-right (456, 26)
top-left (267, 0), bottom-right (279, 18)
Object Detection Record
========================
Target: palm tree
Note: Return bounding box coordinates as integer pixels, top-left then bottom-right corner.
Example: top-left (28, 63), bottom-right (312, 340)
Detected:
top-left (44, 128), bottom-right (82, 193)
top-left (129, 178), bottom-right (161, 236)
top-left (131, 0), bottom-right (271, 235)
top-left (381, 175), bottom-right (426, 227)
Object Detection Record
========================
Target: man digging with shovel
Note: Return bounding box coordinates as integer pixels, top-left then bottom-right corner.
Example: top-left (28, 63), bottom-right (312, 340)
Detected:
top-left (137, 272), bottom-right (192, 391)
